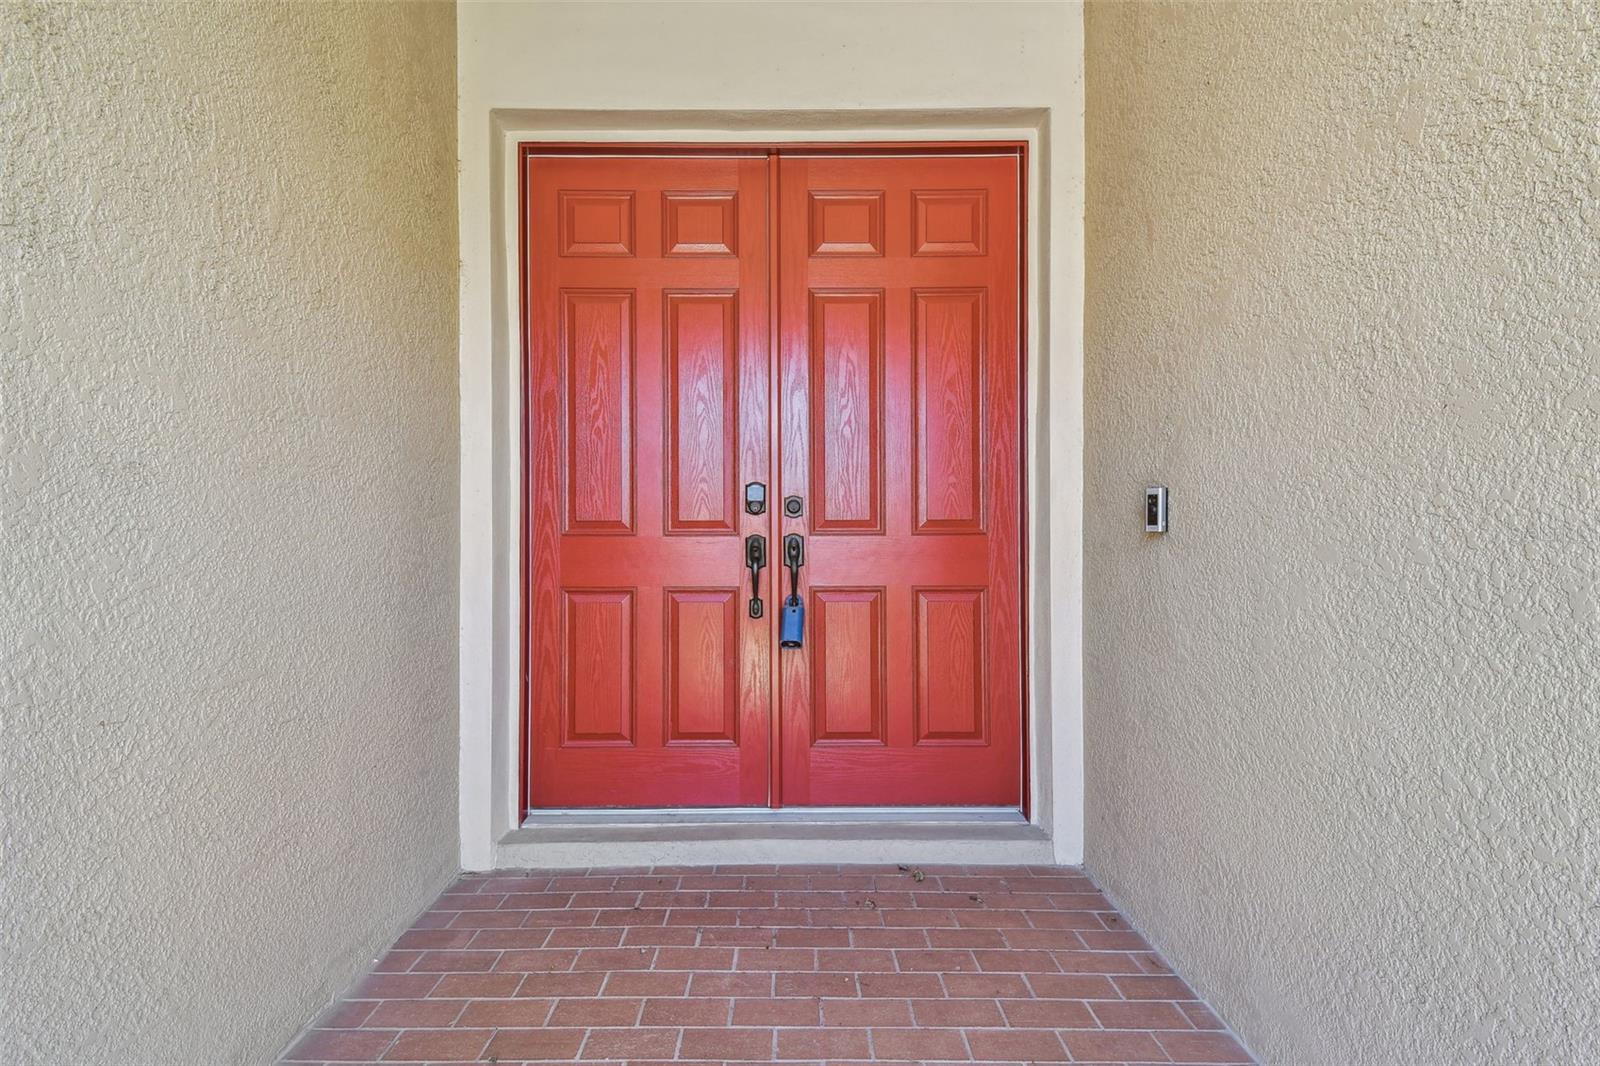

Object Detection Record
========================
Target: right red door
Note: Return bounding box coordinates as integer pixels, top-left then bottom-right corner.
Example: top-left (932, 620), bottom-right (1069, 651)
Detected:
top-left (777, 153), bottom-right (1023, 806)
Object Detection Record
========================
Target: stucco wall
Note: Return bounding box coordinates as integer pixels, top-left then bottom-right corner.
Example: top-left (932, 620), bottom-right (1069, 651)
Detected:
top-left (457, 0), bottom-right (1087, 868)
top-left (1, 4), bottom-right (458, 1063)
top-left (1084, 2), bottom-right (1599, 1063)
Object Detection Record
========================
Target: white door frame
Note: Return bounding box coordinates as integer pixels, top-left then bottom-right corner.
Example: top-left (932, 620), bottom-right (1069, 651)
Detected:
top-left (458, 108), bottom-right (1084, 870)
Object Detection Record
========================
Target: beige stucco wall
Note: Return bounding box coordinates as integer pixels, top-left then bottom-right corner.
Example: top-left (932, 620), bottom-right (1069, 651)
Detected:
top-left (1, 3), bottom-right (459, 1063)
top-left (1085, 2), bottom-right (1599, 1063)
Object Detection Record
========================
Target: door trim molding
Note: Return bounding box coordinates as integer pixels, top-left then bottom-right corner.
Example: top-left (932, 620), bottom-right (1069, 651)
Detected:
top-left (464, 109), bottom-right (1081, 870)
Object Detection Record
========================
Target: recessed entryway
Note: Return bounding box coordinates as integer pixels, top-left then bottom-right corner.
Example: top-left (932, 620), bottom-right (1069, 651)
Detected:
top-left (522, 146), bottom-right (1026, 813)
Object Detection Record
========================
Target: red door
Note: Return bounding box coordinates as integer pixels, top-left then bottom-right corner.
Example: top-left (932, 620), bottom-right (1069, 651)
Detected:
top-left (525, 148), bottom-right (1023, 809)
top-left (776, 154), bottom-right (1023, 806)
top-left (525, 154), bottom-right (772, 807)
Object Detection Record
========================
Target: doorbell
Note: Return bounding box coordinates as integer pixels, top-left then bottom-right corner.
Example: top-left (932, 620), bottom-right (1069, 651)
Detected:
top-left (1144, 486), bottom-right (1168, 533)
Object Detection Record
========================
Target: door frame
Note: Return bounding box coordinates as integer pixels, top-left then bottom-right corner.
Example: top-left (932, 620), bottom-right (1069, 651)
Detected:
top-left (465, 109), bottom-right (1077, 868)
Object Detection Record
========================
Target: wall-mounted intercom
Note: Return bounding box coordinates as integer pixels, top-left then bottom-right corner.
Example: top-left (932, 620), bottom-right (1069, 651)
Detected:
top-left (1145, 486), bottom-right (1169, 533)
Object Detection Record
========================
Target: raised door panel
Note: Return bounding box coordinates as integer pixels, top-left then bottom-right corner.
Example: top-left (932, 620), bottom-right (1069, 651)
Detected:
top-left (563, 290), bottom-right (634, 534)
top-left (664, 192), bottom-right (738, 256)
top-left (563, 589), bottom-right (635, 745)
top-left (914, 588), bottom-right (986, 744)
top-left (912, 189), bottom-right (987, 256)
top-left (808, 291), bottom-right (884, 534)
top-left (808, 192), bottom-right (884, 256)
top-left (664, 292), bottom-right (738, 534)
top-left (810, 588), bottom-right (886, 744)
top-left (665, 589), bottom-right (739, 743)
top-left (913, 289), bottom-right (985, 534)
top-left (560, 191), bottom-right (636, 256)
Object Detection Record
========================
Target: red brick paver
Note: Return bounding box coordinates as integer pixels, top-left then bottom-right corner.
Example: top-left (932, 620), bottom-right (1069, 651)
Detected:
top-left (281, 865), bottom-right (1251, 1064)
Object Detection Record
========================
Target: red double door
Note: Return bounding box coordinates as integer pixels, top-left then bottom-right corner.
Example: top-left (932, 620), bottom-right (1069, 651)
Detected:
top-left (525, 148), bottom-right (1022, 809)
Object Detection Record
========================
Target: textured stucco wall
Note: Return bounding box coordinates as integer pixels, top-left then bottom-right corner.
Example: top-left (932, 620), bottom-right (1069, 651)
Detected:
top-left (1085, 2), bottom-right (1599, 1063)
top-left (1, 4), bottom-right (459, 1064)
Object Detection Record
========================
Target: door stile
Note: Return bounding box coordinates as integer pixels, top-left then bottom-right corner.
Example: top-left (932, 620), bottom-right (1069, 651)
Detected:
top-left (765, 150), bottom-right (785, 808)
top-left (735, 157), bottom-right (777, 808)
top-left (775, 157), bottom-right (815, 805)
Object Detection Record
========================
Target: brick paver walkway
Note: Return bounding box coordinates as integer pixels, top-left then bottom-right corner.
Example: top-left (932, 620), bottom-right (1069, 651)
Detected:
top-left (282, 865), bottom-right (1251, 1064)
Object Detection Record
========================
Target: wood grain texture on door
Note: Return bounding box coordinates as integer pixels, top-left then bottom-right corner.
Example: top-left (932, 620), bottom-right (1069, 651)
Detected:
top-left (526, 155), bottom-right (771, 807)
top-left (776, 154), bottom-right (1023, 807)
top-left (525, 148), bottom-right (1023, 810)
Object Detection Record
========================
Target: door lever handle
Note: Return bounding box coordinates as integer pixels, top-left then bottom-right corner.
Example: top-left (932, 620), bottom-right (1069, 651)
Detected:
top-left (745, 534), bottom-right (767, 619)
top-left (780, 534), bottom-right (805, 648)
top-left (783, 534), bottom-right (804, 598)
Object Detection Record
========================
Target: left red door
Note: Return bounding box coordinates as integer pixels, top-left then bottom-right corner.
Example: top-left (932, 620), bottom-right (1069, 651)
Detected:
top-left (525, 154), bottom-right (772, 807)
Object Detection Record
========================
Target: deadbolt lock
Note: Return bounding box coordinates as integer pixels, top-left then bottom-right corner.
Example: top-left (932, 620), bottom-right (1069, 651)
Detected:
top-left (745, 482), bottom-right (767, 515)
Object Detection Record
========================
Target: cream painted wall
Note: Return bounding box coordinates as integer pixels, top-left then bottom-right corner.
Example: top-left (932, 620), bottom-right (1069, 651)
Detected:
top-left (1, 4), bottom-right (459, 1063)
top-left (457, 1), bottom-right (1086, 868)
top-left (1085, 2), bottom-right (1599, 1063)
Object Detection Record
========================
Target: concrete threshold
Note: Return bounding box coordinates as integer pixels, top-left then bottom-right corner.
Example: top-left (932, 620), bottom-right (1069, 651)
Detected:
top-left (492, 808), bottom-right (1053, 868)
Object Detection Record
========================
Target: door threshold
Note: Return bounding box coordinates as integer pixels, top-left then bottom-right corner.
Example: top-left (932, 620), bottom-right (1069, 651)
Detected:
top-left (522, 806), bottom-right (1025, 828)
top-left (498, 807), bottom-right (1049, 867)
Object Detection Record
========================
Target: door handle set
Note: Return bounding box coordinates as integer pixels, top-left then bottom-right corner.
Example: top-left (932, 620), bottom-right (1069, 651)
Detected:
top-left (742, 487), bottom-right (805, 646)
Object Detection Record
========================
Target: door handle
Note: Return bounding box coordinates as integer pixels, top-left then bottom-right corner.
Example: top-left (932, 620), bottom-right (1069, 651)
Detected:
top-left (780, 534), bottom-right (805, 647)
top-left (745, 534), bottom-right (767, 619)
